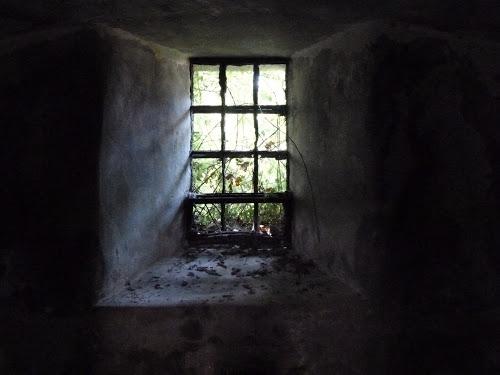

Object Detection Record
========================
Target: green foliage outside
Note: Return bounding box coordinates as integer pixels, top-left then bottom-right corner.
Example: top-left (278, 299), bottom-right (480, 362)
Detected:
top-left (191, 64), bottom-right (287, 235)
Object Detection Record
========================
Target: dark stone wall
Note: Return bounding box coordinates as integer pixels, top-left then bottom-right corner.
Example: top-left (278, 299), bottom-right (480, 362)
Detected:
top-left (0, 28), bottom-right (104, 374)
top-left (290, 22), bottom-right (379, 293)
top-left (1, 19), bottom-right (499, 374)
top-left (97, 27), bottom-right (191, 297)
top-left (0, 27), bottom-right (192, 374)
top-left (290, 21), bottom-right (500, 373)
top-left (1, 26), bottom-right (191, 300)
top-left (291, 22), bottom-right (500, 310)
top-left (369, 33), bottom-right (500, 312)
top-left (1, 28), bottom-right (104, 312)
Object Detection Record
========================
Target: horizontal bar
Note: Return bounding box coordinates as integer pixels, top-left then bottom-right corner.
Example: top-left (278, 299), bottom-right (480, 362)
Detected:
top-left (192, 105), bottom-right (287, 115)
top-left (188, 232), bottom-right (286, 244)
top-left (191, 150), bottom-right (287, 159)
top-left (190, 193), bottom-right (289, 199)
top-left (190, 57), bottom-right (289, 65)
top-left (188, 192), bottom-right (291, 204)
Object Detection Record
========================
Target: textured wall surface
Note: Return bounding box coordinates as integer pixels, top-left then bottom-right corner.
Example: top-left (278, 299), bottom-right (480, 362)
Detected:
top-left (1, 28), bottom-right (103, 310)
top-left (1, 28), bottom-right (104, 374)
top-left (2, 0), bottom-right (500, 55)
top-left (1, 27), bottom-right (193, 373)
top-left (98, 27), bottom-right (191, 297)
top-left (290, 22), bottom-right (378, 293)
top-left (289, 23), bottom-right (500, 373)
top-left (2, 15), bottom-right (500, 374)
top-left (290, 21), bottom-right (500, 309)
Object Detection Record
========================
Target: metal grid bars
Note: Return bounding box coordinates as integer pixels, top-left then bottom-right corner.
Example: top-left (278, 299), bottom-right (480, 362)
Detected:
top-left (188, 58), bottom-right (290, 243)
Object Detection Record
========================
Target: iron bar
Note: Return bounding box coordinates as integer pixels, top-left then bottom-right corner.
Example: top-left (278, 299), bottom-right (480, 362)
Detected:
top-left (191, 105), bottom-right (286, 115)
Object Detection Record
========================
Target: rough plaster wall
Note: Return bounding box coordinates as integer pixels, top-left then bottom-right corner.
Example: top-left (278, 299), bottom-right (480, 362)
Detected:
top-left (98, 27), bottom-right (191, 297)
top-left (3, 0), bottom-right (500, 54)
top-left (1, 28), bottom-right (103, 373)
top-left (290, 21), bottom-right (500, 309)
top-left (290, 22), bottom-right (380, 293)
top-left (1, 28), bottom-right (103, 310)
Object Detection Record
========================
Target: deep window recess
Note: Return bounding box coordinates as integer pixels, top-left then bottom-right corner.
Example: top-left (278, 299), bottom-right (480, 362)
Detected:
top-left (187, 58), bottom-right (291, 244)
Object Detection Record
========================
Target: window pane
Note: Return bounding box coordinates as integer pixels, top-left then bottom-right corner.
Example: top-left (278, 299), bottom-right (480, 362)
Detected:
top-left (258, 203), bottom-right (284, 237)
top-left (193, 203), bottom-right (222, 233)
top-left (192, 65), bottom-right (221, 105)
top-left (225, 65), bottom-right (254, 105)
top-left (225, 158), bottom-right (254, 193)
top-left (258, 157), bottom-right (286, 193)
top-left (192, 158), bottom-right (222, 193)
top-left (192, 114), bottom-right (221, 151)
top-left (257, 114), bottom-right (286, 151)
top-left (258, 64), bottom-right (286, 105)
top-left (225, 114), bottom-right (255, 151)
top-left (225, 203), bottom-right (254, 232)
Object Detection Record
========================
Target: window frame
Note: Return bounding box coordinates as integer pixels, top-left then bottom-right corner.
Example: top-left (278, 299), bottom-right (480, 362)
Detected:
top-left (187, 57), bottom-right (291, 244)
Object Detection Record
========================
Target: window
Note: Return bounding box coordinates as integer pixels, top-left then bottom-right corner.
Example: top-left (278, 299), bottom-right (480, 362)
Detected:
top-left (187, 58), bottom-right (290, 244)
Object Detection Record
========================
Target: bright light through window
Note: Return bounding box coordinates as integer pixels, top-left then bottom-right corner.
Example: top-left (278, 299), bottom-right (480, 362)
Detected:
top-left (188, 59), bottom-right (290, 243)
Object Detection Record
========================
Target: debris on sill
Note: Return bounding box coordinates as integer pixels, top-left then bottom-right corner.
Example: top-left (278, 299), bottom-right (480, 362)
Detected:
top-left (103, 243), bottom-right (330, 307)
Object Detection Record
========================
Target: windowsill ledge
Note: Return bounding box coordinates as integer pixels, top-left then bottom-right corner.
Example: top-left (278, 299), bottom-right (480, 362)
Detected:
top-left (96, 244), bottom-right (358, 308)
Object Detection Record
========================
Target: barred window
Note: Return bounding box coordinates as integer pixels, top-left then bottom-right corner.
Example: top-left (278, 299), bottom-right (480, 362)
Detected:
top-left (187, 58), bottom-right (290, 244)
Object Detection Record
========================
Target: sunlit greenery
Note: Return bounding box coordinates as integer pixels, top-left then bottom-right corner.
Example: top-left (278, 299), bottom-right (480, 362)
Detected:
top-left (191, 63), bottom-right (287, 236)
top-left (192, 158), bottom-right (222, 193)
top-left (258, 114), bottom-right (286, 151)
top-left (258, 158), bottom-right (286, 193)
top-left (225, 158), bottom-right (254, 193)
top-left (259, 203), bottom-right (284, 237)
top-left (258, 64), bottom-right (286, 105)
top-left (192, 114), bottom-right (221, 151)
top-left (259, 203), bottom-right (283, 226)
top-left (193, 204), bottom-right (221, 232)
top-left (226, 203), bottom-right (254, 231)
top-left (225, 114), bottom-right (255, 150)
top-left (226, 65), bottom-right (254, 105)
top-left (192, 65), bottom-right (221, 105)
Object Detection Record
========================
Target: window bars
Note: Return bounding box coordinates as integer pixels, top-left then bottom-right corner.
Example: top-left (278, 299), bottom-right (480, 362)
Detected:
top-left (188, 58), bottom-right (290, 243)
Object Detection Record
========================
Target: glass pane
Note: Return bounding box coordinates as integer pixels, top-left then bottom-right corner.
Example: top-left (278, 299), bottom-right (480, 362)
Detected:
top-left (258, 64), bottom-right (286, 105)
top-left (258, 203), bottom-right (284, 237)
top-left (225, 158), bottom-right (254, 193)
top-left (225, 203), bottom-right (254, 232)
top-left (225, 114), bottom-right (255, 151)
top-left (225, 65), bottom-right (254, 105)
top-left (193, 203), bottom-right (222, 233)
top-left (258, 157), bottom-right (286, 193)
top-left (192, 114), bottom-right (221, 151)
top-left (257, 114), bottom-right (286, 151)
top-left (192, 158), bottom-right (222, 193)
top-left (192, 65), bottom-right (221, 105)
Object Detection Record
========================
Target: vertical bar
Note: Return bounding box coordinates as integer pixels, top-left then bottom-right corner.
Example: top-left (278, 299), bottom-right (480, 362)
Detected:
top-left (285, 63), bottom-right (290, 192)
top-left (283, 63), bottom-right (293, 246)
top-left (284, 195), bottom-right (292, 246)
top-left (186, 199), bottom-right (194, 240)
top-left (189, 64), bottom-right (195, 237)
top-left (189, 64), bottom-right (194, 192)
top-left (253, 64), bottom-right (259, 233)
top-left (220, 64), bottom-right (227, 230)
top-left (284, 63), bottom-right (290, 245)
